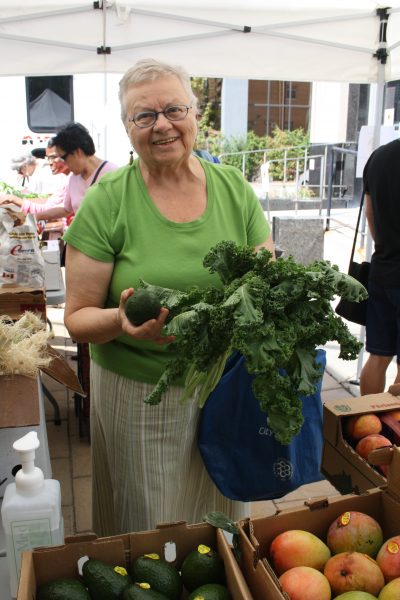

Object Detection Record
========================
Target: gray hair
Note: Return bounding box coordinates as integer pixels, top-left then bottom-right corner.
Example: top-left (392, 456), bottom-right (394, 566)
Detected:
top-left (119, 58), bottom-right (198, 124)
top-left (11, 152), bottom-right (37, 172)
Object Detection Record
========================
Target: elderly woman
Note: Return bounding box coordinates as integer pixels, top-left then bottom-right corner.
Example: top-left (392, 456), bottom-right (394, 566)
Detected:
top-left (6, 151), bottom-right (54, 195)
top-left (0, 140), bottom-right (71, 215)
top-left (63, 58), bottom-right (274, 536)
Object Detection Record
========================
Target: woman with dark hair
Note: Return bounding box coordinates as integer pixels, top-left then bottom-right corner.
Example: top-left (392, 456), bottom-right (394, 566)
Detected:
top-left (36, 122), bottom-right (118, 223)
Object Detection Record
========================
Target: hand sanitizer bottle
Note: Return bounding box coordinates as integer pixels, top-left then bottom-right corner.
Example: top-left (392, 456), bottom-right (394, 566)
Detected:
top-left (1, 431), bottom-right (64, 599)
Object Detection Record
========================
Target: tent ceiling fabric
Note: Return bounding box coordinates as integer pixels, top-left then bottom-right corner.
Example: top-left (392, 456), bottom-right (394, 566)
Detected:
top-left (1, 1), bottom-right (400, 82)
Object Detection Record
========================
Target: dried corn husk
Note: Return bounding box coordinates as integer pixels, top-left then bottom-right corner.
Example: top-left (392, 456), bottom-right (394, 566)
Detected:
top-left (0, 312), bottom-right (52, 377)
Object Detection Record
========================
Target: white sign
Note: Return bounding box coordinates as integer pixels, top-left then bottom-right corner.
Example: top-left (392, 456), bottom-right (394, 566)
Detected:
top-left (356, 126), bottom-right (399, 178)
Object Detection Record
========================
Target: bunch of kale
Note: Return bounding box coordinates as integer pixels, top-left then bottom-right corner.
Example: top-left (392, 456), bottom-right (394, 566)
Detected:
top-left (141, 241), bottom-right (366, 444)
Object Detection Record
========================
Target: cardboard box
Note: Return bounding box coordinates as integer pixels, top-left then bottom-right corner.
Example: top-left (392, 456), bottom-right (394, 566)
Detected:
top-left (18, 521), bottom-right (253, 600)
top-left (0, 286), bottom-right (46, 322)
top-left (41, 246), bottom-right (63, 291)
top-left (0, 376), bottom-right (52, 491)
top-left (237, 447), bottom-right (400, 600)
top-left (0, 348), bottom-right (84, 497)
top-left (322, 391), bottom-right (400, 494)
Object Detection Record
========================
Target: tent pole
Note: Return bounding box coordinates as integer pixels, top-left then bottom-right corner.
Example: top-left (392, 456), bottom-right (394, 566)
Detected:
top-left (356, 7), bottom-right (389, 385)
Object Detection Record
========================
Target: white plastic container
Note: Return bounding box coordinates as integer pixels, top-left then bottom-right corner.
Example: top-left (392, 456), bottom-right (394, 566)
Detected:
top-left (1, 431), bottom-right (64, 598)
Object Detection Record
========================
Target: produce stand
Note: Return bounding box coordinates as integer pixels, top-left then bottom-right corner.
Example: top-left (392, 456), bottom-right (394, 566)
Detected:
top-left (18, 521), bottom-right (253, 600)
top-left (237, 445), bottom-right (400, 600)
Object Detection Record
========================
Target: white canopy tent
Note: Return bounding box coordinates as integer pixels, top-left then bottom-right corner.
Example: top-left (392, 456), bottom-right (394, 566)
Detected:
top-left (0, 0), bottom-right (399, 84)
top-left (1, 0), bottom-right (400, 145)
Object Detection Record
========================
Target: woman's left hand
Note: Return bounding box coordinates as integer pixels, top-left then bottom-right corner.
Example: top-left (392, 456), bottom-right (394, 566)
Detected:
top-left (118, 288), bottom-right (176, 345)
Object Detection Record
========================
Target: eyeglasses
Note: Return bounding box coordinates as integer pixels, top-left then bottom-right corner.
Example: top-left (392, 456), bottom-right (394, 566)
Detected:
top-left (128, 105), bottom-right (191, 128)
top-left (59, 151), bottom-right (71, 161)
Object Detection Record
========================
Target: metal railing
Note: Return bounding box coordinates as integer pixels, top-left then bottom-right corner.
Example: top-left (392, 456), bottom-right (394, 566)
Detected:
top-left (218, 142), bottom-right (359, 213)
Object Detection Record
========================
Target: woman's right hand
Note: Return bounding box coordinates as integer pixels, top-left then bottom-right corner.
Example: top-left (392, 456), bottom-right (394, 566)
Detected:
top-left (118, 288), bottom-right (176, 345)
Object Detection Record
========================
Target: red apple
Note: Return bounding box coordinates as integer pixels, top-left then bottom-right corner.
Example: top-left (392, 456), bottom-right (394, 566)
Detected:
top-left (323, 551), bottom-right (385, 596)
top-left (355, 434), bottom-right (392, 461)
top-left (279, 566), bottom-right (332, 600)
top-left (326, 510), bottom-right (383, 558)
top-left (378, 577), bottom-right (400, 599)
top-left (270, 529), bottom-right (331, 575)
top-left (345, 413), bottom-right (382, 440)
top-left (376, 536), bottom-right (400, 582)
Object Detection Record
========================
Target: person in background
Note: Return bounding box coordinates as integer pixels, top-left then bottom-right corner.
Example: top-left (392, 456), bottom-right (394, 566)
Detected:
top-left (0, 139), bottom-right (70, 217)
top-left (35, 122), bottom-right (118, 224)
top-left (360, 138), bottom-right (400, 394)
top-left (6, 150), bottom-right (55, 195)
top-left (62, 58), bottom-right (274, 537)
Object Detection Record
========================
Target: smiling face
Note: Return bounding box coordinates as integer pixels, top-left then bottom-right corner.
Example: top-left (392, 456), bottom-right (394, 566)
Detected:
top-left (123, 74), bottom-right (198, 170)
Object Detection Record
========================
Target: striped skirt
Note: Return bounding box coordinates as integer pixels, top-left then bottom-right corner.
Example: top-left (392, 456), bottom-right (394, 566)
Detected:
top-left (90, 361), bottom-right (249, 536)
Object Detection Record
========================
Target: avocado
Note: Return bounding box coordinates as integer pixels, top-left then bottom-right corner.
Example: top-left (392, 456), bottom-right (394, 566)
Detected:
top-left (125, 289), bottom-right (162, 325)
top-left (37, 578), bottom-right (91, 600)
top-left (123, 582), bottom-right (170, 600)
top-left (131, 554), bottom-right (182, 600)
top-left (180, 545), bottom-right (225, 592)
top-left (82, 557), bottom-right (131, 600)
top-left (187, 583), bottom-right (231, 600)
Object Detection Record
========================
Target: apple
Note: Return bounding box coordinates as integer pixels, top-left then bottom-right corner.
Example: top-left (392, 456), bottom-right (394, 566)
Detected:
top-left (326, 510), bottom-right (383, 558)
top-left (378, 577), bottom-right (400, 599)
top-left (270, 529), bottom-right (331, 575)
top-left (376, 536), bottom-right (400, 582)
top-left (334, 593), bottom-right (379, 600)
top-left (278, 566), bottom-right (332, 600)
top-left (345, 413), bottom-right (382, 439)
top-left (355, 434), bottom-right (392, 461)
top-left (323, 551), bottom-right (385, 596)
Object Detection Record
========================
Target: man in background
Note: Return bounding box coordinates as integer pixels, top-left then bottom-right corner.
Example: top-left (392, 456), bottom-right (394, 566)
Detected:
top-left (360, 138), bottom-right (400, 394)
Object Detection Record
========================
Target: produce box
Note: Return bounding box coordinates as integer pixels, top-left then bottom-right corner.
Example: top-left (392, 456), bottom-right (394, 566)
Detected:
top-left (0, 353), bottom-right (83, 497)
top-left (322, 388), bottom-right (400, 494)
top-left (18, 521), bottom-right (253, 600)
top-left (0, 286), bottom-right (46, 321)
top-left (237, 446), bottom-right (400, 600)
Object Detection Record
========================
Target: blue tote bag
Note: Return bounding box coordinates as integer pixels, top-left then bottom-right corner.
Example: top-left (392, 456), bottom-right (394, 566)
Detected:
top-left (198, 349), bottom-right (326, 502)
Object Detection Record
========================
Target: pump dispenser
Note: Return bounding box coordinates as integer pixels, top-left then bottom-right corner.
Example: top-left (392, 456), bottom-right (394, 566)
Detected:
top-left (1, 431), bottom-right (64, 599)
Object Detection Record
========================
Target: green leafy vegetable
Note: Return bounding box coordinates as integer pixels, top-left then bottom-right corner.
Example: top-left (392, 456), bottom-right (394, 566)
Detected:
top-left (0, 181), bottom-right (47, 199)
top-left (141, 241), bottom-right (366, 444)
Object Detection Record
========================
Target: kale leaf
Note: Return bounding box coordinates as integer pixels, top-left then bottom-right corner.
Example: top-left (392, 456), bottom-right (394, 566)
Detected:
top-left (141, 241), bottom-right (366, 444)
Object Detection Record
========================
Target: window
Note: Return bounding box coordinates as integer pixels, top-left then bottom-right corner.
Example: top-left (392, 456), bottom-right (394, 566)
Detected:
top-left (26, 76), bottom-right (74, 133)
top-left (285, 87), bottom-right (297, 100)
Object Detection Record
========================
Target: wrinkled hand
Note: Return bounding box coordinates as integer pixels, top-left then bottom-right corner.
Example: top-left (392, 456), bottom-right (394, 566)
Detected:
top-left (118, 288), bottom-right (175, 345)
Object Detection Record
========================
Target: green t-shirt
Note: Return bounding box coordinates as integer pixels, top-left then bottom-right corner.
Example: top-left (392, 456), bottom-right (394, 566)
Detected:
top-left (64, 157), bottom-right (270, 383)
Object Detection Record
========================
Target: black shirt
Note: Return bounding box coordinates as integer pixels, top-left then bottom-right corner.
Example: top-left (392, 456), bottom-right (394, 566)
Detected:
top-left (363, 138), bottom-right (400, 286)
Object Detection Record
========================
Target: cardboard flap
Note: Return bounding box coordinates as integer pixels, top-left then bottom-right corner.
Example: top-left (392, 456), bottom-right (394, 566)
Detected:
top-left (324, 393), bottom-right (400, 417)
top-left (41, 345), bottom-right (84, 395)
top-left (129, 522), bottom-right (217, 565)
top-left (31, 536), bottom-right (128, 587)
top-left (0, 375), bottom-right (40, 427)
top-left (369, 445), bottom-right (400, 500)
